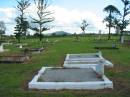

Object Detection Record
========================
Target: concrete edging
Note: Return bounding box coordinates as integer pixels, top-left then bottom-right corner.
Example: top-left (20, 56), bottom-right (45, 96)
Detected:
top-left (63, 62), bottom-right (104, 75)
top-left (64, 52), bottom-right (113, 68)
top-left (28, 67), bottom-right (113, 90)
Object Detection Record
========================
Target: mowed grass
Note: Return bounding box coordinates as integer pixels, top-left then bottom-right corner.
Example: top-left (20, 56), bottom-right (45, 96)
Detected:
top-left (0, 35), bottom-right (130, 97)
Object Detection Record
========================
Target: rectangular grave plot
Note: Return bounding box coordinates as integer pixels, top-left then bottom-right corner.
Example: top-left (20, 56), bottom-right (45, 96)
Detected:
top-left (63, 61), bottom-right (104, 75)
top-left (64, 53), bottom-right (113, 67)
top-left (0, 55), bottom-right (30, 63)
top-left (65, 52), bottom-right (103, 61)
top-left (28, 67), bottom-right (113, 90)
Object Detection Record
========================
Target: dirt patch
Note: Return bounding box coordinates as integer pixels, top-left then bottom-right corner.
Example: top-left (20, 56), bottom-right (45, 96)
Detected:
top-left (107, 65), bottom-right (130, 95)
top-left (112, 77), bottom-right (130, 96)
top-left (21, 69), bottom-right (40, 90)
top-left (58, 55), bottom-right (66, 67)
top-left (107, 65), bottom-right (130, 74)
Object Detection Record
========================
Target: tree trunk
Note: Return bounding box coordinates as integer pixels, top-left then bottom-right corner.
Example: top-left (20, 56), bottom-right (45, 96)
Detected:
top-left (0, 35), bottom-right (2, 41)
top-left (108, 11), bottom-right (112, 40)
top-left (40, 32), bottom-right (42, 41)
top-left (119, 31), bottom-right (122, 42)
top-left (108, 26), bottom-right (111, 40)
top-left (120, 30), bottom-right (124, 44)
top-left (39, 24), bottom-right (42, 41)
top-left (119, 3), bottom-right (126, 44)
top-left (18, 36), bottom-right (21, 43)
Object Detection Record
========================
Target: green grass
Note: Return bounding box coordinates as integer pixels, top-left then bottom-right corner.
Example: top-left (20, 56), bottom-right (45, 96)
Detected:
top-left (0, 35), bottom-right (130, 97)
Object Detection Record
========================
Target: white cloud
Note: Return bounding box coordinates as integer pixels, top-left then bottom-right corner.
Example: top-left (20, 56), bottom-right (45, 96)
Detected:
top-left (0, 8), bottom-right (16, 22)
top-left (0, 7), bottom-right (16, 35)
top-left (46, 5), bottom-right (106, 34)
top-left (0, 5), bottom-right (129, 35)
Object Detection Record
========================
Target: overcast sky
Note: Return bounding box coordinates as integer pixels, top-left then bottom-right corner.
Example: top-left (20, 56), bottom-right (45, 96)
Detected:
top-left (0, 0), bottom-right (129, 35)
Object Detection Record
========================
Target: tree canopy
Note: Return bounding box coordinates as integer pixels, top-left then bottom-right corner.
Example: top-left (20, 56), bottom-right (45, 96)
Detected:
top-left (80, 20), bottom-right (89, 34)
top-left (30, 0), bottom-right (54, 41)
top-left (0, 21), bottom-right (6, 35)
top-left (14, 0), bottom-right (30, 43)
top-left (103, 5), bottom-right (121, 39)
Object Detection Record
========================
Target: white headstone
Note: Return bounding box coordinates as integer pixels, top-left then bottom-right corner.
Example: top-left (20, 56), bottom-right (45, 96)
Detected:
top-left (98, 30), bottom-right (101, 40)
top-left (19, 45), bottom-right (23, 48)
top-left (0, 44), bottom-right (4, 52)
top-left (115, 26), bottom-right (120, 34)
top-left (121, 36), bottom-right (124, 44)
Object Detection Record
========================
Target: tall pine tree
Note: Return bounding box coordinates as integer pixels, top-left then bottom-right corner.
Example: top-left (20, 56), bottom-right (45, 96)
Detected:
top-left (31, 0), bottom-right (54, 41)
top-left (14, 0), bottom-right (30, 43)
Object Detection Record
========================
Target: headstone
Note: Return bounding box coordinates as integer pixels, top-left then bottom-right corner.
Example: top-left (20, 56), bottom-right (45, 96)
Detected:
top-left (46, 39), bottom-right (49, 42)
top-left (19, 45), bottom-right (23, 48)
top-left (121, 36), bottom-right (124, 44)
top-left (0, 44), bottom-right (4, 52)
top-left (112, 44), bottom-right (116, 48)
top-left (115, 26), bottom-right (120, 34)
top-left (98, 30), bottom-right (101, 40)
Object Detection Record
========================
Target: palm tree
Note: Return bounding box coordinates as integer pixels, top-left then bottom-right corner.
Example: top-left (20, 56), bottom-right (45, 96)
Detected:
top-left (103, 5), bottom-right (120, 40)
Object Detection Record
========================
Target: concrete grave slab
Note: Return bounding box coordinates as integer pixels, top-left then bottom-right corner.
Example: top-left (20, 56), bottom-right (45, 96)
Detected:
top-left (23, 47), bottom-right (44, 54)
top-left (0, 43), bottom-right (12, 52)
top-left (63, 60), bottom-right (104, 75)
top-left (0, 55), bottom-right (30, 63)
top-left (64, 52), bottom-right (113, 67)
top-left (29, 67), bottom-right (113, 90)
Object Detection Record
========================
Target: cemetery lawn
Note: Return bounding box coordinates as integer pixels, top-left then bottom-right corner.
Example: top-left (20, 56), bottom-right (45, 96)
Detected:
top-left (0, 35), bottom-right (130, 97)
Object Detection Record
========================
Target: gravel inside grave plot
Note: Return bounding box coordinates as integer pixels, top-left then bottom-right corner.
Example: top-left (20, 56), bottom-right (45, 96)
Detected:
top-left (68, 54), bottom-right (99, 59)
top-left (39, 68), bottom-right (103, 82)
top-left (64, 60), bottom-right (104, 64)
